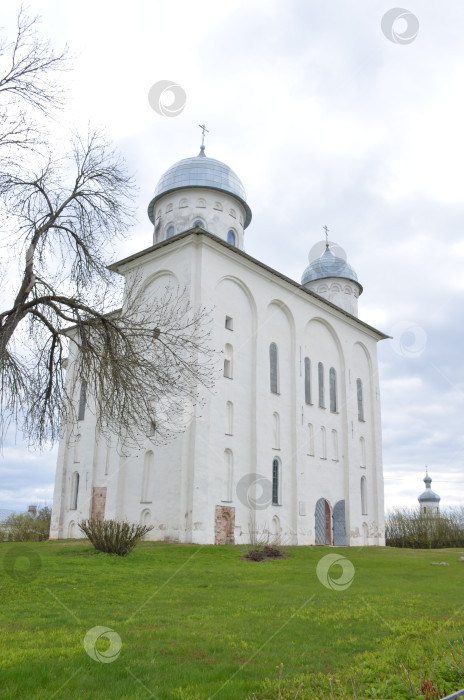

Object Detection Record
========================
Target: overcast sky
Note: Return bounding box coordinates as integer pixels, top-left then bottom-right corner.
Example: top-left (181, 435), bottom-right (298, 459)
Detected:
top-left (1, 0), bottom-right (463, 513)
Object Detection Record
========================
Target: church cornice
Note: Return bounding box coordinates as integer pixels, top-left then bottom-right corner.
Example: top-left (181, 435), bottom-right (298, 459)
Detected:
top-left (108, 227), bottom-right (389, 341)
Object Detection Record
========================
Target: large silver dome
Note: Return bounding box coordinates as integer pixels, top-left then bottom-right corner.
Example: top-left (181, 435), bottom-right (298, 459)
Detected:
top-left (148, 149), bottom-right (252, 228)
top-left (301, 245), bottom-right (362, 292)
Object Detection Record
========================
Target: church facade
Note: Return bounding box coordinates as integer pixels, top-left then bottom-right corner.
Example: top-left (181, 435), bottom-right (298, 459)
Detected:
top-left (50, 142), bottom-right (386, 546)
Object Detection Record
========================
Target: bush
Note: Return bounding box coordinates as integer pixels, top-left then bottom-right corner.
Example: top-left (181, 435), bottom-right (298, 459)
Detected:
top-left (1, 506), bottom-right (51, 541)
top-left (78, 519), bottom-right (154, 556)
top-left (386, 506), bottom-right (464, 548)
top-left (245, 542), bottom-right (286, 562)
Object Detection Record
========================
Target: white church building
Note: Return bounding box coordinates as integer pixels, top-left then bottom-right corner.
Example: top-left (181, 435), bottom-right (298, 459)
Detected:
top-left (50, 138), bottom-right (386, 546)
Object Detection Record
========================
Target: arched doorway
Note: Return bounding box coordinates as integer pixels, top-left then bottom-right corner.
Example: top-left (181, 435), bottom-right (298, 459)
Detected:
top-left (214, 505), bottom-right (235, 544)
top-left (333, 500), bottom-right (346, 546)
top-left (315, 498), bottom-right (332, 545)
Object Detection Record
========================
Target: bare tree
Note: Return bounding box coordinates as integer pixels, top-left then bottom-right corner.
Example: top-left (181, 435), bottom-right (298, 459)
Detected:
top-left (0, 6), bottom-right (69, 169)
top-left (0, 9), bottom-right (216, 450)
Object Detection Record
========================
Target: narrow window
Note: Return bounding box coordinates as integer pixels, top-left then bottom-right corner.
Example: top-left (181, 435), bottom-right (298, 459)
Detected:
top-left (318, 362), bottom-right (325, 408)
top-left (78, 381), bottom-right (87, 421)
top-left (357, 379), bottom-right (364, 421)
top-left (148, 420), bottom-right (156, 437)
top-left (273, 412), bottom-right (280, 449)
top-left (329, 367), bottom-right (337, 412)
top-left (331, 429), bottom-right (339, 461)
top-left (270, 343), bottom-right (279, 394)
top-left (224, 343), bottom-right (233, 379)
top-left (272, 459), bottom-right (279, 505)
top-left (361, 476), bottom-right (367, 515)
top-left (71, 472), bottom-right (79, 510)
top-left (227, 230), bottom-right (236, 246)
top-left (308, 423), bottom-right (314, 456)
top-left (224, 449), bottom-right (233, 501)
top-left (225, 316), bottom-right (233, 330)
top-left (166, 225), bottom-right (175, 238)
top-left (304, 357), bottom-right (311, 404)
top-left (226, 401), bottom-right (233, 435)
top-left (320, 426), bottom-right (327, 459)
top-left (73, 434), bottom-right (81, 463)
top-left (141, 451), bottom-right (154, 503)
top-left (360, 436), bottom-right (366, 468)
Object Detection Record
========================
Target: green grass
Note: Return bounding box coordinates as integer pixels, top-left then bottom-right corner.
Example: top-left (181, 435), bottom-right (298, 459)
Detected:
top-left (1, 542), bottom-right (464, 699)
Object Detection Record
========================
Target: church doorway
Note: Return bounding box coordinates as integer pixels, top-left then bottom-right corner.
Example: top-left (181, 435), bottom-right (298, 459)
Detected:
top-left (333, 500), bottom-right (346, 546)
top-left (315, 498), bottom-right (332, 545)
top-left (90, 487), bottom-right (107, 521)
top-left (214, 505), bottom-right (235, 544)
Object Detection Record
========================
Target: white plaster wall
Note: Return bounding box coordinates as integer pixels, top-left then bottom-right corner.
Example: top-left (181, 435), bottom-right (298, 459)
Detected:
top-left (51, 229), bottom-right (385, 546)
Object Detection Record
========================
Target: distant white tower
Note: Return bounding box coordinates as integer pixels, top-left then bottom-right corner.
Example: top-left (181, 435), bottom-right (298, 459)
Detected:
top-left (418, 468), bottom-right (440, 516)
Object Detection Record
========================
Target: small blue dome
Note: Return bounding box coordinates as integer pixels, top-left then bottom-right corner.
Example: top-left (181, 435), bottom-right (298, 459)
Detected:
top-left (418, 473), bottom-right (441, 503)
top-left (301, 246), bottom-right (362, 292)
top-left (148, 149), bottom-right (252, 228)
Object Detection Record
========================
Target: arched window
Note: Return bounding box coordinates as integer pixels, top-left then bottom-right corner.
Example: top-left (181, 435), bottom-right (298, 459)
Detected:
top-left (273, 412), bottom-right (280, 449)
top-left (166, 202), bottom-right (173, 213)
top-left (304, 357), bottom-right (311, 404)
top-left (318, 362), bottom-right (325, 408)
top-left (320, 426), bottom-right (327, 459)
top-left (148, 420), bottom-right (156, 437)
top-left (196, 198), bottom-right (206, 208)
top-left (270, 343), bottom-right (279, 394)
top-left (73, 433), bottom-right (81, 463)
top-left (78, 381), bottom-right (87, 421)
top-left (229, 208), bottom-right (236, 218)
top-left (141, 451), bottom-right (154, 503)
top-left (179, 198), bottom-right (188, 208)
top-left (71, 472), bottom-right (79, 510)
top-left (213, 201), bottom-right (223, 211)
top-left (272, 458), bottom-right (280, 505)
top-left (227, 230), bottom-right (236, 246)
top-left (224, 343), bottom-right (233, 379)
top-left (166, 225), bottom-right (175, 239)
top-left (226, 401), bottom-right (233, 435)
top-left (357, 379), bottom-right (364, 421)
top-left (361, 476), bottom-right (367, 515)
top-left (193, 219), bottom-right (204, 228)
top-left (329, 367), bottom-right (337, 412)
top-left (331, 429), bottom-right (339, 461)
top-left (271, 515), bottom-right (281, 544)
top-left (360, 436), bottom-right (366, 468)
top-left (308, 423), bottom-right (314, 456)
top-left (223, 449), bottom-right (233, 501)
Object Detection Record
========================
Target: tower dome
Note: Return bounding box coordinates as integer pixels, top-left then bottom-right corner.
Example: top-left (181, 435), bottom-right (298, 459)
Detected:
top-left (147, 144), bottom-right (252, 248)
top-left (418, 470), bottom-right (440, 515)
top-left (301, 241), bottom-right (363, 316)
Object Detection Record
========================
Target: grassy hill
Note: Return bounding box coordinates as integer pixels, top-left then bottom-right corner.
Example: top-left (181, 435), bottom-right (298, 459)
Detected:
top-left (1, 541), bottom-right (464, 699)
